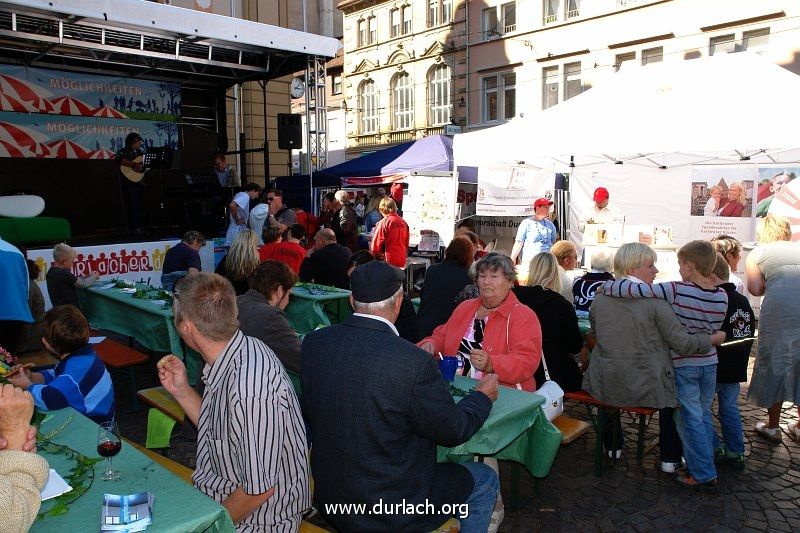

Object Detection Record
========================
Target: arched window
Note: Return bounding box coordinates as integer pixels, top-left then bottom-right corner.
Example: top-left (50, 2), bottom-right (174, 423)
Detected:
top-left (428, 64), bottom-right (451, 126)
top-left (391, 72), bottom-right (413, 130)
top-left (358, 80), bottom-right (378, 134)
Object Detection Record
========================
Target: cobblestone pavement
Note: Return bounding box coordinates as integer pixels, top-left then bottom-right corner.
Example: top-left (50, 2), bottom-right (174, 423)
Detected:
top-left (114, 343), bottom-right (799, 532)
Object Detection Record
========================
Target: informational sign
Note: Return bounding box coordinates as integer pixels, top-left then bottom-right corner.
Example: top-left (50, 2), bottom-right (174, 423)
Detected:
top-left (457, 183), bottom-right (524, 255)
top-left (402, 172), bottom-right (458, 248)
top-left (30, 240), bottom-right (214, 309)
top-left (476, 164), bottom-right (555, 216)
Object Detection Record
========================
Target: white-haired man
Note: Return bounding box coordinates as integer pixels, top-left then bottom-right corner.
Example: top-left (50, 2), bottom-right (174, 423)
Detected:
top-left (45, 243), bottom-right (99, 308)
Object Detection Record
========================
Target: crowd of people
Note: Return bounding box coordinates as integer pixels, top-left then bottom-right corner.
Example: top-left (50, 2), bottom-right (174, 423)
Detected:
top-left (1, 177), bottom-right (799, 532)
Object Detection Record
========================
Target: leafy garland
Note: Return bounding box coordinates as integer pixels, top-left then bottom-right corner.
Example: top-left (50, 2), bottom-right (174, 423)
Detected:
top-left (448, 383), bottom-right (475, 398)
top-left (36, 414), bottom-right (103, 520)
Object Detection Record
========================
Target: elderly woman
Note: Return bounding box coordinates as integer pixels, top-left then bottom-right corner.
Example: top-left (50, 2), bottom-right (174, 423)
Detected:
top-left (550, 240), bottom-right (579, 305)
top-left (332, 190), bottom-right (357, 250)
top-left (583, 242), bottom-right (720, 466)
top-left (572, 248), bottom-right (615, 319)
top-left (417, 237), bottom-right (475, 338)
top-left (371, 197), bottom-right (410, 269)
top-left (514, 253), bottom-right (583, 392)
top-left (510, 198), bottom-right (557, 284)
top-left (215, 229), bottom-right (260, 295)
top-left (718, 182), bottom-right (747, 217)
top-left (710, 234), bottom-right (744, 294)
top-left (419, 253), bottom-right (542, 392)
top-left (237, 260), bottom-right (301, 374)
top-left (746, 215), bottom-right (800, 441)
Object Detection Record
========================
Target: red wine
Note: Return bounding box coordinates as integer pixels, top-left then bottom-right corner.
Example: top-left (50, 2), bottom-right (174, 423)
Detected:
top-left (97, 441), bottom-right (121, 457)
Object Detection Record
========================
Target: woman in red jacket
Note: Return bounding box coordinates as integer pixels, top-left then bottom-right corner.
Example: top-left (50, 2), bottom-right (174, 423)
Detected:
top-left (418, 252), bottom-right (542, 392)
top-left (370, 198), bottom-right (410, 269)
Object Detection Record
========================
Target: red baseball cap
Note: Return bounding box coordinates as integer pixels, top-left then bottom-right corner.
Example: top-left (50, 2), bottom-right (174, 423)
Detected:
top-left (593, 187), bottom-right (610, 202)
top-left (534, 197), bottom-right (554, 208)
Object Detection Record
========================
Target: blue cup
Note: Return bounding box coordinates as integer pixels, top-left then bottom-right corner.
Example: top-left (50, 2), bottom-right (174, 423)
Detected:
top-left (438, 356), bottom-right (458, 382)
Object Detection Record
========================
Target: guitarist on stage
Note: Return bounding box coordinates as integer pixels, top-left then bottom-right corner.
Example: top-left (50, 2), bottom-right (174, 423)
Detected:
top-left (117, 132), bottom-right (146, 236)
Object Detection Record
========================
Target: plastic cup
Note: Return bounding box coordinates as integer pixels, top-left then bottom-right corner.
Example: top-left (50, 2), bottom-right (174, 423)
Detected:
top-left (438, 356), bottom-right (458, 382)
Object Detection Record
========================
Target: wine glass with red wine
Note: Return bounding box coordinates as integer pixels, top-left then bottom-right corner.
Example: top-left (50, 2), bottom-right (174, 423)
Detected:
top-left (97, 420), bottom-right (122, 481)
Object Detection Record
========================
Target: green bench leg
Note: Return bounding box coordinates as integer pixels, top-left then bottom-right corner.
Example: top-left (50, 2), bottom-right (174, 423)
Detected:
top-left (595, 407), bottom-right (605, 477)
top-left (509, 462), bottom-right (522, 510)
top-left (637, 414), bottom-right (646, 461)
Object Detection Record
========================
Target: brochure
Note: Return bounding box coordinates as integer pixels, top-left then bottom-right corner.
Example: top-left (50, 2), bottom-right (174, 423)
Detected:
top-left (100, 492), bottom-right (154, 532)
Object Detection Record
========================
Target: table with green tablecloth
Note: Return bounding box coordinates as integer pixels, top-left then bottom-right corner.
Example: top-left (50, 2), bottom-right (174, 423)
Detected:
top-left (32, 408), bottom-right (235, 532)
top-left (77, 284), bottom-right (203, 382)
top-left (438, 376), bottom-right (562, 478)
top-left (284, 283), bottom-right (353, 336)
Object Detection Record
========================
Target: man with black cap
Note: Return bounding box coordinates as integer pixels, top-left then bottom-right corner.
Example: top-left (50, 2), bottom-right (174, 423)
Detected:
top-left (578, 186), bottom-right (623, 232)
top-left (301, 261), bottom-right (500, 532)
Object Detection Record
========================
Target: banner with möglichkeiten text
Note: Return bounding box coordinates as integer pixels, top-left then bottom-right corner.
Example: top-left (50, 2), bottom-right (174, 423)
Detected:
top-left (476, 164), bottom-right (555, 216)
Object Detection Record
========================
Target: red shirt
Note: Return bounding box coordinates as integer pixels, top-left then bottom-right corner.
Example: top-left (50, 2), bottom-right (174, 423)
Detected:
top-left (259, 241), bottom-right (307, 274)
top-left (371, 212), bottom-right (410, 269)
top-left (390, 183), bottom-right (404, 204)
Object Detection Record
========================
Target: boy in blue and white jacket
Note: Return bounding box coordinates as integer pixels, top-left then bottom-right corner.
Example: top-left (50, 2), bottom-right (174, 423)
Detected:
top-left (9, 305), bottom-right (115, 423)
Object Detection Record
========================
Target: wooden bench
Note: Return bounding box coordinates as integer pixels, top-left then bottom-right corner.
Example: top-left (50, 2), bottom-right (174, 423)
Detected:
top-left (553, 415), bottom-right (591, 445)
top-left (94, 337), bottom-right (149, 411)
top-left (127, 438), bottom-right (194, 484)
top-left (16, 349), bottom-right (59, 370)
top-left (137, 386), bottom-right (186, 449)
top-left (563, 390), bottom-right (656, 477)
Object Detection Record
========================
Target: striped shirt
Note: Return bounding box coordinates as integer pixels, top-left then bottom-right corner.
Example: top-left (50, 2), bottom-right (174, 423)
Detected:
top-left (28, 345), bottom-right (115, 423)
top-left (193, 331), bottom-right (310, 532)
top-left (601, 280), bottom-right (728, 367)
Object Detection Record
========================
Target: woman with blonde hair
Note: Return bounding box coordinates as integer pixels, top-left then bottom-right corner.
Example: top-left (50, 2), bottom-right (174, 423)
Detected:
top-left (719, 182), bottom-right (747, 217)
top-left (514, 253), bottom-right (583, 392)
top-left (710, 234), bottom-right (744, 293)
top-left (746, 215), bottom-right (800, 441)
top-left (214, 229), bottom-right (260, 295)
top-left (549, 240), bottom-right (578, 305)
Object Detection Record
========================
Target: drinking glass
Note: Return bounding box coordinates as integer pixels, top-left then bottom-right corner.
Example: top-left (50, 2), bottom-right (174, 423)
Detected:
top-left (97, 420), bottom-right (122, 481)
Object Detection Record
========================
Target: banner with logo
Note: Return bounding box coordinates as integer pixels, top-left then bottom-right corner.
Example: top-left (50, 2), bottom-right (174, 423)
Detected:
top-left (30, 240), bottom-right (213, 309)
top-left (476, 164), bottom-right (555, 216)
top-left (0, 65), bottom-right (180, 159)
top-left (403, 172), bottom-right (457, 248)
top-left (457, 183), bottom-right (524, 255)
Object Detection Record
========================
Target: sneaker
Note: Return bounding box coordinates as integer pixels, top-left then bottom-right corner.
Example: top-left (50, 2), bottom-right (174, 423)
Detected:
top-left (487, 506), bottom-right (504, 533)
top-left (728, 453), bottom-right (746, 471)
top-left (607, 449), bottom-right (622, 459)
top-left (713, 447), bottom-right (727, 463)
top-left (661, 460), bottom-right (684, 473)
top-left (675, 471), bottom-right (718, 489)
top-left (788, 421), bottom-right (800, 441)
top-left (755, 421), bottom-right (783, 442)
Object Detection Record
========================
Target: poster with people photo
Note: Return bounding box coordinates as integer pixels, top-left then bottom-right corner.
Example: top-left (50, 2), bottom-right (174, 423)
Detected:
top-left (756, 165), bottom-right (798, 218)
top-left (690, 167), bottom-right (755, 218)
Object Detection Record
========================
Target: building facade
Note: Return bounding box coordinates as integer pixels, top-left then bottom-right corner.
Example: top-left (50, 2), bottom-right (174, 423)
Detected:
top-left (339, 0), bottom-right (467, 159)
top-left (465, 0), bottom-right (800, 130)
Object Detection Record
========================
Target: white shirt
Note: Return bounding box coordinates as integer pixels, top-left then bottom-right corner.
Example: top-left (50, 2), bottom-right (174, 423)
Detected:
top-left (352, 312), bottom-right (399, 336)
top-left (249, 203), bottom-right (269, 245)
top-left (579, 203), bottom-right (624, 232)
top-left (225, 191), bottom-right (251, 245)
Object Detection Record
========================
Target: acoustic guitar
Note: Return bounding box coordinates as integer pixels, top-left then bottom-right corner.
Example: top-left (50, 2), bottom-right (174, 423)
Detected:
top-left (120, 155), bottom-right (147, 183)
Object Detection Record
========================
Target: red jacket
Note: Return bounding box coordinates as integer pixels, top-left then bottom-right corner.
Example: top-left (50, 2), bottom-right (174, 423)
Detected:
top-left (418, 291), bottom-right (542, 392)
top-left (259, 241), bottom-right (306, 274)
top-left (371, 212), bottom-right (409, 269)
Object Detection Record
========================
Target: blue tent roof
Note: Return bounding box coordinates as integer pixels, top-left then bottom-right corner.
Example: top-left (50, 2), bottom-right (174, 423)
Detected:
top-left (316, 134), bottom-right (453, 183)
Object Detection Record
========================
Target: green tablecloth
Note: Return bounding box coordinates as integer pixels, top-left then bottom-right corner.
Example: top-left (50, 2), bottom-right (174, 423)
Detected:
top-left (438, 376), bottom-right (562, 478)
top-left (578, 317), bottom-right (590, 336)
top-left (78, 284), bottom-right (202, 382)
top-left (284, 283), bottom-right (353, 336)
top-left (32, 408), bottom-right (235, 533)
top-left (411, 297), bottom-right (420, 313)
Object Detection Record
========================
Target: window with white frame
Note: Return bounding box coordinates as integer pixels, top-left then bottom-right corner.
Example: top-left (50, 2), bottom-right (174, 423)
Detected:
top-left (428, 0), bottom-right (452, 27)
top-left (402, 6), bottom-right (412, 33)
top-left (564, 62), bottom-right (582, 100)
top-left (358, 80), bottom-right (378, 134)
top-left (483, 2), bottom-right (516, 38)
top-left (615, 52), bottom-right (636, 72)
top-left (502, 2), bottom-right (516, 33)
top-left (542, 66), bottom-right (559, 109)
top-left (332, 74), bottom-right (342, 95)
top-left (357, 19), bottom-right (366, 47)
top-left (566, 0), bottom-right (580, 19)
top-left (428, 64), bottom-right (451, 126)
top-left (642, 46), bottom-right (663, 65)
top-left (709, 34), bottom-right (735, 55)
top-left (544, 0), bottom-right (559, 24)
top-left (442, 0), bottom-right (452, 24)
top-left (482, 72), bottom-right (515, 122)
top-left (391, 8), bottom-right (401, 37)
top-left (743, 28), bottom-right (769, 54)
top-left (482, 7), bottom-right (499, 39)
top-left (428, 0), bottom-right (439, 27)
top-left (368, 16), bottom-right (377, 45)
top-left (392, 72), bottom-right (414, 130)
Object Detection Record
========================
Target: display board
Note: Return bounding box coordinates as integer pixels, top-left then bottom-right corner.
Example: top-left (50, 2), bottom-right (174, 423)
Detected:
top-left (476, 164), bottom-right (555, 216)
top-left (402, 172), bottom-right (458, 249)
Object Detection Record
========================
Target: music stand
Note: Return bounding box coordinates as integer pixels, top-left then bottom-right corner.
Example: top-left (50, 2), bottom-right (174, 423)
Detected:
top-left (184, 170), bottom-right (220, 186)
top-left (145, 147), bottom-right (174, 233)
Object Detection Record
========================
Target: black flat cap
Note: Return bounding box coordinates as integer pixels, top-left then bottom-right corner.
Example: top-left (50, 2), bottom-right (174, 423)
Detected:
top-left (350, 261), bottom-right (405, 303)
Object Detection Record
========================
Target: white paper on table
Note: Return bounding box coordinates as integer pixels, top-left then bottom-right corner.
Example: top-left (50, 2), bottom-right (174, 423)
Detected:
top-left (120, 288), bottom-right (137, 294)
top-left (41, 469), bottom-right (73, 501)
top-left (149, 300), bottom-right (166, 306)
top-left (98, 283), bottom-right (116, 290)
top-left (89, 336), bottom-right (106, 344)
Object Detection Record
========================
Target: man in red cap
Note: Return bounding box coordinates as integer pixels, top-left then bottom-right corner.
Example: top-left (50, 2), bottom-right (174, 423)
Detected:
top-left (578, 186), bottom-right (623, 232)
top-left (510, 197), bottom-right (558, 275)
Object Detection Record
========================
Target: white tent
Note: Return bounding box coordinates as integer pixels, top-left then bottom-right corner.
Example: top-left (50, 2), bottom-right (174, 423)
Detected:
top-left (455, 53), bottom-right (800, 171)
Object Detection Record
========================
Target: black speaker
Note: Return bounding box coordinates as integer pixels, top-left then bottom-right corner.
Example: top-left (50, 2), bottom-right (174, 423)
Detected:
top-left (277, 113), bottom-right (303, 150)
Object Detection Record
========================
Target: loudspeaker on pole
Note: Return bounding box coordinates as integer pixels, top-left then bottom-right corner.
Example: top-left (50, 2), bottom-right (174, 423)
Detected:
top-left (277, 113), bottom-right (303, 150)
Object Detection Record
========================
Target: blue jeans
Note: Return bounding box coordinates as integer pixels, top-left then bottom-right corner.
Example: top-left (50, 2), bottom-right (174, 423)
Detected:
top-left (160, 271), bottom-right (187, 292)
top-left (713, 382), bottom-right (744, 455)
top-left (674, 365), bottom-right (717, 483)
top-left (457, 462), bottom-right (499, 533)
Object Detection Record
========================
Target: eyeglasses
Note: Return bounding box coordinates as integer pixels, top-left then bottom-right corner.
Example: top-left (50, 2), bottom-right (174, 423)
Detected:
top-left (266, 197), bottom-right (275, 202)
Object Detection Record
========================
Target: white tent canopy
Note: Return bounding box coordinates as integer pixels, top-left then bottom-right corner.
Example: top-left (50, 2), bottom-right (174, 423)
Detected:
top-left (455, 53), bottom-right (800, 171)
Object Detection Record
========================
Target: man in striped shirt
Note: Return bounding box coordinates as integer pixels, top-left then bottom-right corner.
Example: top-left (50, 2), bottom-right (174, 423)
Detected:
top-left (601, 241), bottom-right (728, 487)
top-left (159, 273), bottom-right (309, 531)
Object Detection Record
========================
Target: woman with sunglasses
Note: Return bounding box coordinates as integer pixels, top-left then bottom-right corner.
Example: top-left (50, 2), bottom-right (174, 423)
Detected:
top-left (418, 253), bottom-right (542, 392)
